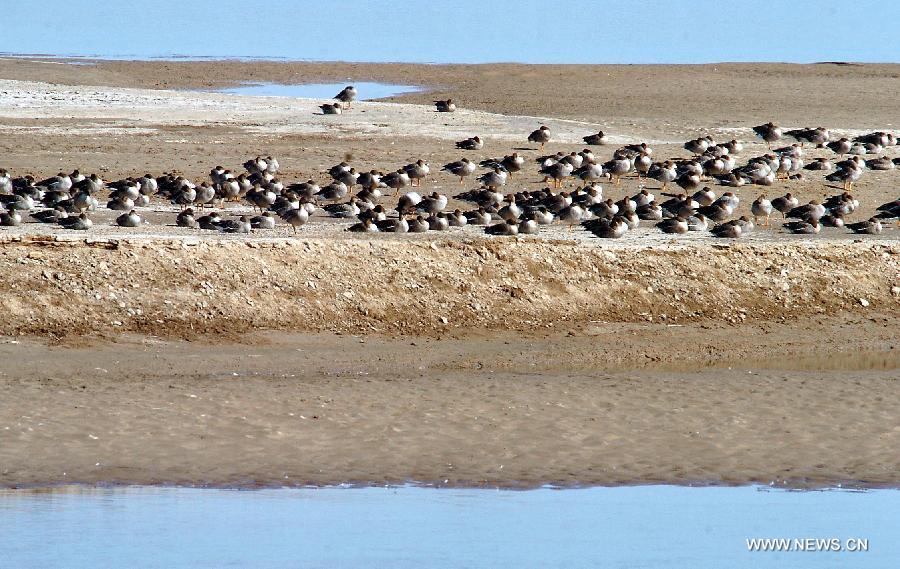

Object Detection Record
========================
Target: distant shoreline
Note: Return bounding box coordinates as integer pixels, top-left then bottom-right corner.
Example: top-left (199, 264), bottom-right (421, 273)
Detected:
top-left (0, 52), bottom-right (889, 66)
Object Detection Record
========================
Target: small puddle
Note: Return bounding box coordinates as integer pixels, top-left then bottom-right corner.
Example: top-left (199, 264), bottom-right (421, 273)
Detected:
top-left (215, 81), bottom-right (423, 100)
top-left (2, 485), bottom-right (896, 567)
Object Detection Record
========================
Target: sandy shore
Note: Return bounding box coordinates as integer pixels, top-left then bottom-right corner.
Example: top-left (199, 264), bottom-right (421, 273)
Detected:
top-left (0, 59), bottom-right (898, 488)
top-left (2, 326), bottom-right (898, 489)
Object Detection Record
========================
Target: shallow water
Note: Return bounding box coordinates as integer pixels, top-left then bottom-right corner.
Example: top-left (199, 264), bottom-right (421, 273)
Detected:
top-left (215, 81), bottom-right (422, 100)
top-left (1, 485), bottom-right (895, 568)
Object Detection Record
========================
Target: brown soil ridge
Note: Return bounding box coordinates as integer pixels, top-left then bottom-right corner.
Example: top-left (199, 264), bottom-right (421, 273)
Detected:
top-left (1, 236), bottom-right (897, 340)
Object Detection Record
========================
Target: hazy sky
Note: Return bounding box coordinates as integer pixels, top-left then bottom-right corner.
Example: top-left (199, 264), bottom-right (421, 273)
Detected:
top-left (4, 0), bottom-right (899, 64)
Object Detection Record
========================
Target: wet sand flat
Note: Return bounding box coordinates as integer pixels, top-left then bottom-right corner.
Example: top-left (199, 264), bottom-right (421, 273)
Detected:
top-left (2, 327), bottom-right (898, 489)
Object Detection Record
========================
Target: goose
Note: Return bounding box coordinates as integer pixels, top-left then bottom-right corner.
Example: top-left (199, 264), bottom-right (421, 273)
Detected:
top-left (866, 156), bottom-right (895, 170)
top-left (427, 212), bottom-right (450, 231)
top-left (684, 136), bottom-right (713, 155)
top-left (711, 222), bottom-right (742, 238)
top-left (751, 195), bottom-right (773, 226)
top-left (279, 207), bottom-right (309, 234)
top-left (356, 171), bottom-right (385, 192)
top-left (805, 157), bottom-right (833, 171)
top-left (435, 99), bottom-right (456, 113)
top-left (333, 167), bottom-right (359, 188)
top-left (541, 161), bottom-right (574, 188)
top-left (636, 202), bottom-right (663, 221)
top-left (465, 207), bottom-right (492, 225)
top-left (0, 169), bottom-right (11, 194)
top-left (447, 209), bottom-right (468, 227)
top-left (376, 216), bottom-right (409, 233)
top-left (442, 158), bottom-right (477, 184)
top-left (176, 208), bottom-right (198, 228)
top-left (485, 219), bottom-right (519, 236)
top-left (783, 219), bottom-right (821, 234)
top-left (826, 138), bottom-right (852, 156)
top-left (1, 192), bottom-right (36, 213)
top-left (527, 125), bottom-right (551, 150)
top-left (403, 160), bottom-right (430, 187)
top-left (416, 192), bottom-right (448, 214)
top-left (846, 218), bottom-right (882, 235)
top-left (604, 154), bottom-right (632, 186)
top-left (348, 218), bottom-right (380, 233)
top-left (648, 160), bottom-right (678, 189)
top-left (250, 211), bottom-right (277, 229)
top-left (656, 216), bottom-right (688, 234)
top-left (0, 208), bottom-right (22, 226)
top-left (320, 103), bottom-right (342, 115)
top-left (478, 168), bottom-right (508, 189)
top-left (752, 122), bottom-right (782, 148)
top-left (820, 214), bottom-right (845, 228)
top-left (497, 195), bottom-right (522, 221)
top-left (58, 212), bottom-right (92, 231)
top-left (37, 172), bottom-right (73, 192)
top-left (335, 85), bottom-right (357, 109)
top-left (115, 210), bottom-right (141, 227)
top-left (518, 215), bottom-right (540, 235)
top-left (583, 131), bottom-right (608, 145)
top-left (582, 216), bottom-right (628, 238)
top-left (771, 193), bottom-right (799, 218)
top-left (456, 136), bottom-right (483, 150)
top-left (692, 187), bottom-right (716, 207)
top-left (314, 181), bottom-right (348, 204)
top-left (31, 207), bottom-right (69, 224)
top-left (686, 213), bottom-right (709, 232)
top-left (408, 215), bottom-right (430, 233)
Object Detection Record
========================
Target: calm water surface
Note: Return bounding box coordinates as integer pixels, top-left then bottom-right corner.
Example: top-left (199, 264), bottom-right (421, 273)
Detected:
top-left (1, 485), bottom-right (896, 568)
top-left (216, 82), bottom-right (422, 100)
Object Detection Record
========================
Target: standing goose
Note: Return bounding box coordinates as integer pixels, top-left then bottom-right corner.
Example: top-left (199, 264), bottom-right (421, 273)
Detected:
top-left (603, 153), bottom-right (632, 186)
top-left (752, 122), bottom-right (782, 148)
top-left (382, 169), bottom-right (411, 196)
top-left (279, 207), bottom-right (309, 234)
top-left (528, 125), bottom-right (551, 151)
top-left (441, 158), bottom-right (477, 184)
top-left (648, 160), bottom-right (678, 189)
top-left (404, 160), bottom-right (430, 187)
top-left (751, 195), bottom-right (773, 226)
top-left (335, 85), bottom-right (357, 109)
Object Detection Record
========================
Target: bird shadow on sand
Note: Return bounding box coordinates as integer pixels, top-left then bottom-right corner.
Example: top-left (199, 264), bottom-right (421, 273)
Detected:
top-left (513, 147), bottom-right (537, 151)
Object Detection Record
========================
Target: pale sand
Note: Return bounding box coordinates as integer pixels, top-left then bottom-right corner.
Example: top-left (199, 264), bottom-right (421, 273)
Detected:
top-left (1, 328), bottom-right (898, 489)
top-left (0, 59), bottom-right (898, 488)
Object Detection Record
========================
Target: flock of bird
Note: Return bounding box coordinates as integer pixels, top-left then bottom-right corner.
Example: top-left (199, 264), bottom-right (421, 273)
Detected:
top-left (1, 86), bottom-right (899, 240)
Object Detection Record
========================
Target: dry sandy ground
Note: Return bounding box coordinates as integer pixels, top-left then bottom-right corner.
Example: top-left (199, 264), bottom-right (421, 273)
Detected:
top-left (0, 59), bottom-right (898, 488)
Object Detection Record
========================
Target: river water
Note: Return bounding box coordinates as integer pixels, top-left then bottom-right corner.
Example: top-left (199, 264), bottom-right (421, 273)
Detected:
top-left (1, 485), bottom-right (895, 568)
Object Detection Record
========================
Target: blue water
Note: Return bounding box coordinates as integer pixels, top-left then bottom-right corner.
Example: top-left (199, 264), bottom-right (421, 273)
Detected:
top-left (216, 82), bottom-right (422, 100)
top-left (4, 1), bottom-right (898, 64)
top-left (1, 485), bottom-right (896, 568)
